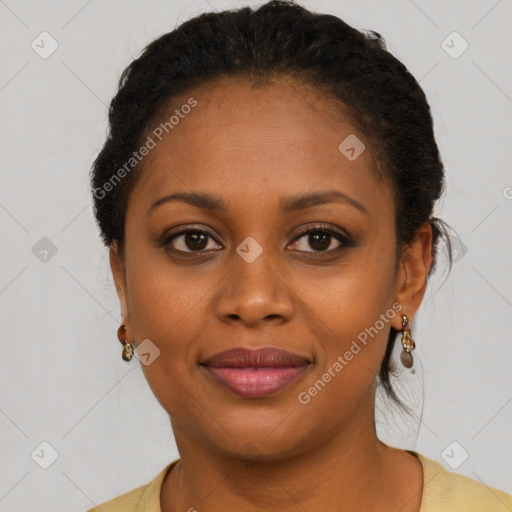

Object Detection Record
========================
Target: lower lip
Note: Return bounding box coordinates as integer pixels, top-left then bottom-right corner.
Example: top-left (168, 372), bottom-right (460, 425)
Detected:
top-left (203, 365), bottom-right (310, 398)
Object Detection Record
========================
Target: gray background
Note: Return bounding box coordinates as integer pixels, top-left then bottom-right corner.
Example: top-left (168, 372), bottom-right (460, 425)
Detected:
top-left (0, 0), bottom-right (511, 510)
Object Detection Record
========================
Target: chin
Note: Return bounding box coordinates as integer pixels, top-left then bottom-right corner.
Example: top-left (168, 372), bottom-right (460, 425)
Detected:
top-left (201, 419), bottom-right (318, 463)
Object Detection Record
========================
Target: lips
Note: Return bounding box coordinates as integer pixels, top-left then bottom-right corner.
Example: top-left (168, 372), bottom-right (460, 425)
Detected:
top-left (201, 347), bottom-right (311, 368)
top-left (200, 347), bottom-right (312, 398)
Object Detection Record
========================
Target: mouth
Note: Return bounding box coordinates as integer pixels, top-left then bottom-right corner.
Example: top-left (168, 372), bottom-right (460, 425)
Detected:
top-left (200, 347), bottom-right (312, 398)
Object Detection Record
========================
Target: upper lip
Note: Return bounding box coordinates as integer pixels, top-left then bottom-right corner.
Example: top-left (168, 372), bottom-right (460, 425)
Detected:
top-left (201, 347), bottom-right (312, 368)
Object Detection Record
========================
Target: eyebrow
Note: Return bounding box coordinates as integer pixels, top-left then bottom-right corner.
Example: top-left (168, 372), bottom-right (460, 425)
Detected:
top-left (149, 189), bottom-right (368, 215)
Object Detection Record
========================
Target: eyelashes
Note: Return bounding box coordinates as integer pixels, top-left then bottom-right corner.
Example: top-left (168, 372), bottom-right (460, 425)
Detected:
top-left (289, 224), bottom-right (352, 252)
top-left (161, 223), bottom-right (353, 255)
top-left (164, 228), bottom-right (221, 253)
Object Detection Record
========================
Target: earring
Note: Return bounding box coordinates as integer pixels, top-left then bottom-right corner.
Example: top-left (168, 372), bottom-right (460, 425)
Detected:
top-left (400, 315), bottom-right (415, 369)
top-left (117, 324), bottom-right (134, 361)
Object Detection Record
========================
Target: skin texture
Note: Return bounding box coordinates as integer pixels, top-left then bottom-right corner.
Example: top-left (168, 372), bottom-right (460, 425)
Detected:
top-left (110, 77), bottom-right (432, 511)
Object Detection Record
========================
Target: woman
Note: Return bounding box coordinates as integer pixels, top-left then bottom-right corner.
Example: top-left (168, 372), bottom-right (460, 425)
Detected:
top-left (87, 1), bottom-right (512, 510)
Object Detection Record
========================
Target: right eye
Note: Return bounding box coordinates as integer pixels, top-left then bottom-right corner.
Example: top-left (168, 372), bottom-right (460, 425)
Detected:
top-left (164, 228), bottom-right (223, 253)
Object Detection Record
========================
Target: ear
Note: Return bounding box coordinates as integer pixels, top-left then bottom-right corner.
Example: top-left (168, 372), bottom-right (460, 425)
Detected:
top-left (391, 222), bottom-right (433, 330)
top-left (110, 241), bottom-right (129, 323)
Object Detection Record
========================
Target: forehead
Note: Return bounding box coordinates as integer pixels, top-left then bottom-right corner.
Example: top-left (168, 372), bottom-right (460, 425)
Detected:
top-left (130, 77), bottom-right (391, 217)
top-left (149, 76), bottom-right (359, 156)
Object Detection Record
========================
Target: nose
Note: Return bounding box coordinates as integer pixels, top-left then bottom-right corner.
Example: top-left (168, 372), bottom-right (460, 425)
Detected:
top-left (214, 244), bottom-right (294, 328)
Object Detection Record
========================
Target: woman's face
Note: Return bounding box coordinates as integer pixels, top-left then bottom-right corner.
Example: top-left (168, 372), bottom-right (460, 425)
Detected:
top-left (111, 78), bottom-right (430, 459)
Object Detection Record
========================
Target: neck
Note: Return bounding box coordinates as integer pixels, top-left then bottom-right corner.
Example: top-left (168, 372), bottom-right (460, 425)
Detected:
top-left (161, 391), bottom-right (422, 512)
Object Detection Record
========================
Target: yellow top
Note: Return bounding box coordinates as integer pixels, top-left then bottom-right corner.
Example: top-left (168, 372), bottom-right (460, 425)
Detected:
top-left (87, 451), bottom-right (512, 511)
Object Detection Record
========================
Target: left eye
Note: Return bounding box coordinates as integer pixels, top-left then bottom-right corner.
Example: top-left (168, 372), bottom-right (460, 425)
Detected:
top-left (289, 227), bottom-right (347, 252)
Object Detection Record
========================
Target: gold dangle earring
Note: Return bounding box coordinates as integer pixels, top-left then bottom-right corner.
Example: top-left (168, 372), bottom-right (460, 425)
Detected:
top-left (117, 324), bottom-right (134, 361)
top-left (400, 315), bottom-right (415, 369)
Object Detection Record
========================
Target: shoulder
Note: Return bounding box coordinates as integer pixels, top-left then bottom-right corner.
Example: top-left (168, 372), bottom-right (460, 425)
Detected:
top-left (86, 482), bottom-right (146, 512)
top-left (86, 460), bottom-right (179, 512)
top-left (412, 451), bottom-right (512, 512)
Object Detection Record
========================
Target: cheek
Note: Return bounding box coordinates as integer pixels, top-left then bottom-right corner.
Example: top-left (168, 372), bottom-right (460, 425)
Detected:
top-left (123, 246), bottom-right (215, 393)
top-left (297, 247), bottom-right (396, 344)
top-left (124, 255), bottom-right (210, 413)
top-left (125, 240), bottom-right (215, 338)
top-left (295, 249), bottom-right (397, 397)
